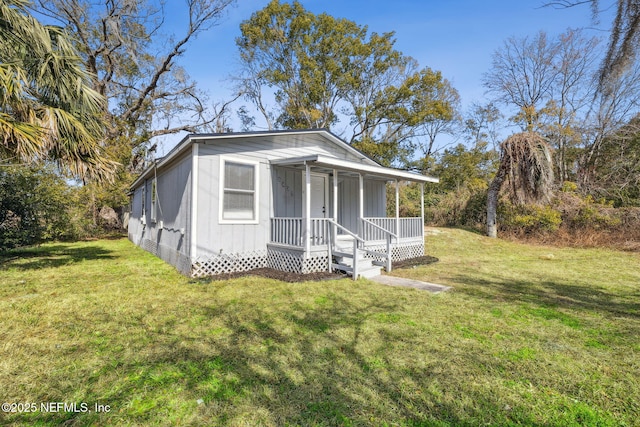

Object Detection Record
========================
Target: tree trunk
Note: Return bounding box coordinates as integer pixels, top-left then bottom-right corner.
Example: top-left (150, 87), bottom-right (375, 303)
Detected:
top-left (486, 165), bottom-right (507, 238)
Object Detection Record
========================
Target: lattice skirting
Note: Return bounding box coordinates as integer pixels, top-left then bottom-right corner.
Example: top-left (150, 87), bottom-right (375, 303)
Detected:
top-left (191, 251), bottom-right (268, 278)
top-left (364, 242), bottom-right (424, 265)
top-left (267, 246), bottom-right (329, 274)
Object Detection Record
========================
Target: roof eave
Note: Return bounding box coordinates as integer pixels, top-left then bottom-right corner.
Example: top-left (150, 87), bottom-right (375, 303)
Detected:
top-left (271, 155), bottom-right (439, 183)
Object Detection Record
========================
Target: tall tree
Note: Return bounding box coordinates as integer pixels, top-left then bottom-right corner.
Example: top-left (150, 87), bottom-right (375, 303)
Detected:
top-left (590, 114), bottom-right (640, 206)
top-left (0, 0), bottom-right (113, 179)
top-left (486, 132), bottom-right (554, 238)
top-left (580, 60), bottom-right (640, 186)
top-left (236, 0), bottom-right (458, 167)
top-left (538, 29), bottom-right (600, 181)
top-left (403, 71), bottom-right (461, 170)
top-left (483, 29), bottom-right (619, 184)
top-left (462, 102), bottom-right (504, 151)
top-left (483, 31), bottom-right (560, 131)
top-left (32, 0), bottom-right (236, 170)
top-left (28, 0), bottom-right (236, 224)
top-left (237, 0), bottom-right (365, 130)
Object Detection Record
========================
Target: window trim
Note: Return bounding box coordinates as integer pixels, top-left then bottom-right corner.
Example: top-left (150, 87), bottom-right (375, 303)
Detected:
top-left (141, 183), bottom-right (146, 218)
top-left (218, 156), bottom-right (260, 224)
top-left (150, 177), bottom-right (158, 223)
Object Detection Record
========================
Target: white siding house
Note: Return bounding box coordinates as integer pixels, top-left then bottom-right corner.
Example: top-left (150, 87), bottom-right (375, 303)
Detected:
top-left (128, 129), bottom-right (438, 278)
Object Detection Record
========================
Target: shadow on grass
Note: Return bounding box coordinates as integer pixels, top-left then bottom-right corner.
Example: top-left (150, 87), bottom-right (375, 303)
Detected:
top-left (0, 244), bottom-right (115, 271)
top-left (450, 272), bottom-right (640, 321)
top-left (10, 286), bottom-right (559, 427)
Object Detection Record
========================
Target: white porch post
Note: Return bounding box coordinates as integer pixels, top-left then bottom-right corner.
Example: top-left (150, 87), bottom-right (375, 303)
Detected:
top-left (395, 179), bottom-right (400, 238)
top-left (421, 183), bottom-right (425, 243)
top-left (304, 163), bottom-right (311, 258)
top-left (332, 169), bottom-right (338, 241)
top-left (333, 169), bottom-right (338, 222)
top-left (329, 169), bottom-right (338, 272)
top-left (358, 173), bottom-right (364, 236)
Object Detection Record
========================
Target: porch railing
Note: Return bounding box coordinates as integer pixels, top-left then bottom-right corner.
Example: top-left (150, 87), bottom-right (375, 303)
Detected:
top-left (271, 217), bottom-right (303, 246)
top-left (271, 217), bottom-right (423, 247)
top-left (309, 218), bottom-right (330, 246)
top-left (270, 217), bottom-right (330, 247)
top-left (362, 217), bottom-right (423, 240)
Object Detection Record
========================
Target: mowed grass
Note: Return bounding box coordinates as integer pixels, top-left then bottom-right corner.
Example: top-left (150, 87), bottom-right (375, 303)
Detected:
top-left (0, 229), bottom-right (638, 426)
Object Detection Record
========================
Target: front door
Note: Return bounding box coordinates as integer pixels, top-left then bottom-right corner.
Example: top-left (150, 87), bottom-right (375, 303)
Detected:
top-left (310, 173), bottom-right (328, 218)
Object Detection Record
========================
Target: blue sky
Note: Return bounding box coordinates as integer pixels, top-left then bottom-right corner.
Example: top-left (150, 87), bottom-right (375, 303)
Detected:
top-left (157, 0), bottom-right (612, 153)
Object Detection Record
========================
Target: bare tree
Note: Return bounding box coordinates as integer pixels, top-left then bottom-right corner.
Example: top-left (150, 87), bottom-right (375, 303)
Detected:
top-left (545, 0), bottom-right (640, 94)
top-left (579, 61), bottom-right (640, 185)
top-left (462, 102), bottom-right (504, 151)
top-left (539, 29), bottom-right (600, 181)
top-left (484, 29), bottom-right (607, 182)
top-left (32, 0), bottom-right (236, 160)
top-left (487, 132), bottom-right (554, 238)
top-left (483, 31), bottom-right (560, 131)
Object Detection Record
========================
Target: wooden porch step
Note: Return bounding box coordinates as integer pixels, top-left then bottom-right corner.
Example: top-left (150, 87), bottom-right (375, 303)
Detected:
top-left (334, 255), bottom-right (373, 269)
top-left (331, 262), bottom-right (382, 279)
top-left (331, 248), bottom-right (381, 279)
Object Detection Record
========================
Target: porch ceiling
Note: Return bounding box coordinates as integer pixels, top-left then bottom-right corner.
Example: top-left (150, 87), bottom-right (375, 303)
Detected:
top-left (270, 155), bottom-right (439, 183)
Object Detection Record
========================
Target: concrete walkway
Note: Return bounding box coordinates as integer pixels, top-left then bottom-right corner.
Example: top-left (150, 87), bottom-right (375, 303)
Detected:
top-left (369, 275), bottom-right (452, 293)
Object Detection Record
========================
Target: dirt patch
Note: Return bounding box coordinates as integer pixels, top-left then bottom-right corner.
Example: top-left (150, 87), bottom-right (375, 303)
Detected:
top-left (393, 255), bottom-right (439, 269)
top-left (205, 267), bottom-right (348, 283)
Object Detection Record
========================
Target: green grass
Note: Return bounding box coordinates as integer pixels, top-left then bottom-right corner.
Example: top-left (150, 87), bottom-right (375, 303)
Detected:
top-left (0, 229), bottom-right (638, 426)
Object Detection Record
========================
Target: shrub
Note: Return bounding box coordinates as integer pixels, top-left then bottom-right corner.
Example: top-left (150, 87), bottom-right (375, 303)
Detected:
top-left (424, 186), bottom-right (488, 229)
top-left (0, 165), bottom-right (73, 250)
top-left (499, 202), bottom-right (562, 234)
top-left (560, 181), bottom-right (578, 193)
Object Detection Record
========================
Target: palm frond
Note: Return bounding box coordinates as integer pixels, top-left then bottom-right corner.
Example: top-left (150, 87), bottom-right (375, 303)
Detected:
top-left (500, 132), bottom-right (555, 204)
top-left (0, 112), bottom-right (45, 158)
top-left (0, 0), bottom-right (112, 181)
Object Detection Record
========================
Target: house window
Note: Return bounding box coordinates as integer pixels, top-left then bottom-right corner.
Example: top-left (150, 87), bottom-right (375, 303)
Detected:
top-left (221, 159), bottom-right (258, 222)
top-left (150, 178), bottom-right (157, 222)
top-left (141, 184), bottom-right (146, 217)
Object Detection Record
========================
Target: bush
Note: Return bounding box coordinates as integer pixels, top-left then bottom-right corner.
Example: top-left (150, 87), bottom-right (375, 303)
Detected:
top-left (0, 165), bottom-right (74, 250)
top-left (424, 186), bottom-right (488, 228)
top-left (499, 202), bottom-right (562, 234)
top-left (570, 196), bottom-right (621, 229)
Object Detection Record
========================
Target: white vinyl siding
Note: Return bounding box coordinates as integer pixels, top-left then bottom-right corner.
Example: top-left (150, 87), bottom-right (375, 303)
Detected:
top-left (219, 157), bottom-right (259, 224)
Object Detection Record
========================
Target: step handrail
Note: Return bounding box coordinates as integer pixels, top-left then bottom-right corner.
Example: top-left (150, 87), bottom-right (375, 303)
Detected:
top-left (360, 218), bottom-right (395, 272)
top-left (326, 219), bottom-right (363, 279)
top-left (326, 219), bottom-right (365, 243)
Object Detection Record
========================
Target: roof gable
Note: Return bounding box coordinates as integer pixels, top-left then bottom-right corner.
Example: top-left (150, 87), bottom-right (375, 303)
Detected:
top-left (130, 129), bottom-right (437, 188)
top-left (191, 129), bottom-right (379, 166)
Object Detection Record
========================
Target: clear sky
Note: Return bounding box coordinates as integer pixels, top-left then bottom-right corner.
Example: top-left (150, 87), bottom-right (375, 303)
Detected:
top-left (157, 0), bottom-right (612, 153)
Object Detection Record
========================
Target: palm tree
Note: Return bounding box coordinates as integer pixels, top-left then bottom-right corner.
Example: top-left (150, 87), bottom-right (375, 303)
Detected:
top-left (0, 0), bottom-right (115, 180)
top-left (487, 132), bottom-right (554, 238)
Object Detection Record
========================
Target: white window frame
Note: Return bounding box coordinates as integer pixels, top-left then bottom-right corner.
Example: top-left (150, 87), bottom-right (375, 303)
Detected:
top-left (150, 177), bottom-right (158, 223)
top-left (141, 183), bottom-right (146, 218)
top-left (219, 156), bottom-right (260, 224)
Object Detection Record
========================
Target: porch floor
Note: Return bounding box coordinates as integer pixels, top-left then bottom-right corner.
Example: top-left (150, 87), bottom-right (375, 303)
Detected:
top-left (369, 275), bottom-right (452, 293)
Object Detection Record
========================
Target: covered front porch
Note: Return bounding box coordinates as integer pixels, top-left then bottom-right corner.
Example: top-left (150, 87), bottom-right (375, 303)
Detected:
top-left (267, 154), bottom-right (438, 278)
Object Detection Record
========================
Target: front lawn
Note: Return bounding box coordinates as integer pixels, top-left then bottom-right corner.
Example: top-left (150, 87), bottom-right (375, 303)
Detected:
top-left (0, 229), bottom-right (638, 426)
